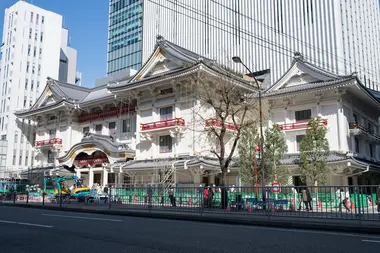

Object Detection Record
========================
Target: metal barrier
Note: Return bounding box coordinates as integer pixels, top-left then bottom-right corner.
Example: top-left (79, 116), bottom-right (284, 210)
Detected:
top-left (4, 185), bottom-right (380, 221)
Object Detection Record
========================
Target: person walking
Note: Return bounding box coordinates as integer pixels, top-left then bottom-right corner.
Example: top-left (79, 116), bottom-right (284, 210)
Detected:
top-left (203, 186), bottom-right (209, 208)
top-left (338, 188), bottom-right (350, 212)
top-left (168, 187), bottom-right (176, 207)
top-left (207, 186), bottom-right (214, 208)
top-left (305, 187), bottom-right (313, 211)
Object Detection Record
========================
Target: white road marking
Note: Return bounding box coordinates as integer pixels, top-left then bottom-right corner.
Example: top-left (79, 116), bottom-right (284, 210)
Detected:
top-left (362, 239), bottom-right (380, 243)
top-left (0, 219), bottom-right (53, 228)
top-left (42, 214), bottom-right (122, 222)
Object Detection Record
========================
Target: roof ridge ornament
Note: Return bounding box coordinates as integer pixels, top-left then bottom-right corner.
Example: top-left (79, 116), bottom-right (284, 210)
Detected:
top-left (351, 72), bottom-right (358, 77)
top-left (293, 52), bottom-right (304, 61)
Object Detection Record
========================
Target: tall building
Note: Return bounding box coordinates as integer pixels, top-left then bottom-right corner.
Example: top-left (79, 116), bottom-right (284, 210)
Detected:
top-left (107, 0), bottom-right (143, 75)
top-left (0, 0), bottom-right (78, 177)
top-left (108, 0), bottom-right (380, 90)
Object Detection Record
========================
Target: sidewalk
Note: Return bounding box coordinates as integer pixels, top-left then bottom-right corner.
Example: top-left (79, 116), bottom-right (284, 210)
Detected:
top-left (2, 201), bottom-right (380, 235)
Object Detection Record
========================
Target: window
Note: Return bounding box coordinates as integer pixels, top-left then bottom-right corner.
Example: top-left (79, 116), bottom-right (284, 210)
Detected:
top-left (296, 135), bottom-right (305, 151)
top-left (355, 137), bottom-right (360, 153)
top-left (368, 122), bottom-right (372, 132)
top-left (25, 155), bottom-right (28, 166)
top-left (19, 153), bottom-right (22, 166)
top-left (20, 135), bottom-right (24, 143)
top-left (48, 129), bottom-right (56, 137)
top-left (109, 122), bottom-right (116, 135)
top-left (35, 32), bottom-right (38, 41)
top-left (1, 135), bottom-right (6, 140)
top-left (32, 65), bottom-right (35, 74)
top-left (122, 119), bottom-right (131, 133)
top-left (29, 28), bottom-right (32, 39)
top-left (353, 113), bottom-right (358, 123)
top-left (33, 46), bottom-right (36, 57)
top-left (82, 126), bottom-right (89, 134)
top-left (31, 80), bottom-right (34, 90)
top-left (40, 32), bottom-right (43, 42)
top-left (47, 150), bottom-right (54, 163)
top-left (23, 96), bottom-right (27, 107)
top-left (369, 144), bottom-right (373, 158)
top-left (14, 131), bottom-right (18, 143)
top-left (26, 62), bottom-right (29, 73)
top-left (41, 16), bottom-right (44, 24)
top-left (39, 48), bottom-right (42, 58)
top-left (36, 14), bottom-right (39, 24)
top-left (30, 12), bottom-right (34, 23)
top-left (25, 79), bottom-right (28, 90)
top-left (295, 109), bottom-right (311, 121)
top-left (95, 124), bottom-right (102, 134)
top-left (159, 135), bottom-right (172, 153)
top-left (160, 106), bottom-right (173, 121)
top-left (27, 45), bottom-right (31, 56)
top-left (12, 150), bottom-right (16, 165)
top-left (38, 64), bottom-right (41, 74)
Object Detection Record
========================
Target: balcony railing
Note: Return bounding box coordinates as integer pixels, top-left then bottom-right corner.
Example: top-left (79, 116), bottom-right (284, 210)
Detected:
top-left (205, 119), bottom-right (240, 131)
top-left (279, 119), bottom-right (328, 131)
top-left (141, 118), bottom-right (185, 131)
top-left (349, 122), bottom-right (380, 141)
top-left (79, 107), bottom-right (135, 123)
top-left (35, 138), bottom-right (62, 147)
top-left (77, 158), bottom-right (109, 166)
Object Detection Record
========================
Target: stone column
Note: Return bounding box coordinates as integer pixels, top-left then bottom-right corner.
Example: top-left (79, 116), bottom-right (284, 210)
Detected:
top-left (88, 167), bottom-right (94, 187)
top-left (103, 167), bottom-right (108, 187)
top-left (337, 99), bottom-right (348, 151)
top-left (75, 169), bottom-right (81, 179)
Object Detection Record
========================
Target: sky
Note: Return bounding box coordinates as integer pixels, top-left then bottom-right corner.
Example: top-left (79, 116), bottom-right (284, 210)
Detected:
top-left (0, 0), bottom-right (109, 88)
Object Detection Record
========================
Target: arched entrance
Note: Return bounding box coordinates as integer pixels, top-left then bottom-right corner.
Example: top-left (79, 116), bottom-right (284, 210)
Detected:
top-left (74, 151), bottom-right (110, 187)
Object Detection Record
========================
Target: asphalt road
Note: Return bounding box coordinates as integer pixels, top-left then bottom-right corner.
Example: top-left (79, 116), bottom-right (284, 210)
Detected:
top-left (0, 206), bottom-right (379, 253)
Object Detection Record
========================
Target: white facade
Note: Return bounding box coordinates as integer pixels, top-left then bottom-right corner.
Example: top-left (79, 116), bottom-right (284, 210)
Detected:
top-left (141, 0), bottom-right (380, 90)
top-left (16, 37), bottom-right (380, 187)
top-left (0, 1), bottom-right (78, 177)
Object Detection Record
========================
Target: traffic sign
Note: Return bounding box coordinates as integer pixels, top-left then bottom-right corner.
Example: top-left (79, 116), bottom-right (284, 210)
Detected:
top-left (271, 182), bottom-right (281, 193)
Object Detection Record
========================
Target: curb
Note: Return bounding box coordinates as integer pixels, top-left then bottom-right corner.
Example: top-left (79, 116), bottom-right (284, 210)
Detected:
top-left (2, 203), bottom-right (379, 235)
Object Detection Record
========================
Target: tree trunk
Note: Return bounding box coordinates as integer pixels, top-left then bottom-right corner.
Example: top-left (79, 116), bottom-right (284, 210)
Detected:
top-left (220, 170), bottom-right (228, 209)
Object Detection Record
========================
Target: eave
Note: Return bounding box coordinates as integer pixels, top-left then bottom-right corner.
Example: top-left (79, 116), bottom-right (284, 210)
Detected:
top-left (14, 100), bottom-right (75, 118)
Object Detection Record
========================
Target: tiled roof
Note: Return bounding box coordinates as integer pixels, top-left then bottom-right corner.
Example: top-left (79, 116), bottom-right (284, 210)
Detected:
top-left (280, 151), bottom-right (349, 165)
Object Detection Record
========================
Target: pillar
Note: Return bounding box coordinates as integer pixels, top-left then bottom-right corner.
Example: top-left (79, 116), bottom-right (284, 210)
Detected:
top-left (75, 169), bottom-right (81, 179)
top-left (337, 101), bottom-right (348, 151)
top-left (103, 168), bottom-right (108, 187)
top-left (88, 167), bottom-right (94, 187)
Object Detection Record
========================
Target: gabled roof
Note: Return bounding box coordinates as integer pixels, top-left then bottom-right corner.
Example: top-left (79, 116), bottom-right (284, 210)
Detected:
top-left (108, 35), bottom-right (254, 92)
top-left (266, 52), bottom-right (355, 95)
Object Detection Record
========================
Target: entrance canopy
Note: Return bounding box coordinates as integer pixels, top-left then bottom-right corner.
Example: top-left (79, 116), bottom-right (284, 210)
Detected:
top-left (57, 133), bottom-right (135, 168)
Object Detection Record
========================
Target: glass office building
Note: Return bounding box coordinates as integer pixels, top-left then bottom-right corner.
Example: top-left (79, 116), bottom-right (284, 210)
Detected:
top-left (107, 0), bottom-right (143, 75)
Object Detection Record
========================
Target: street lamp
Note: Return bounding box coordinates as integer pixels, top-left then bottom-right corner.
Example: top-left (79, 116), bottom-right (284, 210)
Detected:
top-left (232, 56), bottom-right (265, 189)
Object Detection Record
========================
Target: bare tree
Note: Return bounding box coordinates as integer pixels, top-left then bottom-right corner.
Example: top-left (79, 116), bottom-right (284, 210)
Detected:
top-left (189, 67), bottom-right (260, 191)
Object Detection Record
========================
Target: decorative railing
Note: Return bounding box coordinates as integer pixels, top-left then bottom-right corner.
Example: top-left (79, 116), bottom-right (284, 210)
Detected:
top-left (279, 119), bottom-right (328, 131)
top-left (349, 122), bottom-right (380, 141)
top-left (79, 107), bottom-right (135, 123)
top-left (35, 138), bottom-right (62, 147)
top-left (141, 118), bottom-right (185, 131)
top-left (205, 118), bottom-right (240, 131)
top-left (77, 158), bottom-right (109, 166)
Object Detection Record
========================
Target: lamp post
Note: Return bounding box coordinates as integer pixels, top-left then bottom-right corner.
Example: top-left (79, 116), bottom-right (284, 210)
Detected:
top-left (232, 56), bottom-right (265, 189)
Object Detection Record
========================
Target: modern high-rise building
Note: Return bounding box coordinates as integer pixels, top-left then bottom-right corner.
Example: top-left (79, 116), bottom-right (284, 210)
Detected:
top-left (108, 0), bottom-right (380, 90)
top-left (0, 0), bottom-right (78, 177)
top-left (107, 0), bottom-right (143, 75)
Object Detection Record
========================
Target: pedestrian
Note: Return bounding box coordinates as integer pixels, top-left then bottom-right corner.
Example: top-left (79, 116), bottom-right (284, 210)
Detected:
top-left (207, 186), bottom-right (214, 208)
top-left (203, 186), bottom-right (209, 208)
top-left (147, 185), bottom-right (153, 205)
top-left (305, 187), bottom-right (313, 211)
top-left (158, 184), bottom-right (164, 206)
top-left (338, 188), bottom-right (350, 212)
top-left (376, 186), bottom-right (380, 213)
top-left (168, 188), bottom-right (176, 207)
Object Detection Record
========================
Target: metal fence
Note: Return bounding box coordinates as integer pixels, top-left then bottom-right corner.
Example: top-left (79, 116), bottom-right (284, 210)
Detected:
top-left (3, 185), bottom-right (380, 221)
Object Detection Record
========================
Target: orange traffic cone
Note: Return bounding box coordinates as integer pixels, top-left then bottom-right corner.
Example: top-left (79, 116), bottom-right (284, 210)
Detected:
top-left (351, 200), bottom-right (355, 210)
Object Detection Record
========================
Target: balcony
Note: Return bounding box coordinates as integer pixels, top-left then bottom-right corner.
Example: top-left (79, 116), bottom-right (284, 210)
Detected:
top-left (35, 138), bottom-right (62, 149)
top-left (77, 157), bottom-right (109, 166)
top-left (79, 107), bottom-right (135, 123)
top-left (140, 118), bottom-right (185, 132)
top-left (349, 122), bottom-right (380, 143)
top-left (279, 119), bottom-right (328, 131)
top-left (205, 119), bottom-right (240, 131)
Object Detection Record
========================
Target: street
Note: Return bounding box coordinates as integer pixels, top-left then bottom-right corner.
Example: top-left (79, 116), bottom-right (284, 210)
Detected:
top-left (0, 206), bottom-right (379, 253)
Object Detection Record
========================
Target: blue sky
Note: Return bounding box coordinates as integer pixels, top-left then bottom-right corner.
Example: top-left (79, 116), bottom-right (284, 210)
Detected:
top-left (0, 0), bottom-right (109, 88)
